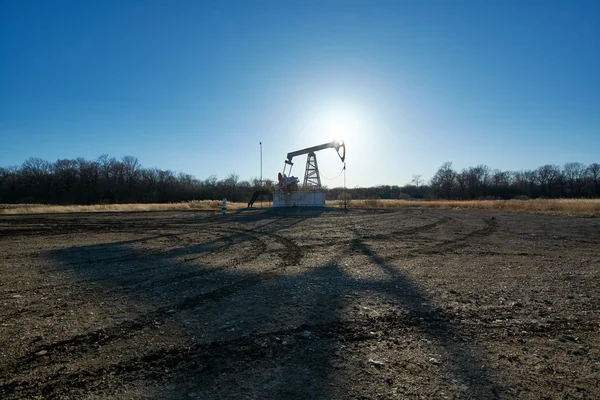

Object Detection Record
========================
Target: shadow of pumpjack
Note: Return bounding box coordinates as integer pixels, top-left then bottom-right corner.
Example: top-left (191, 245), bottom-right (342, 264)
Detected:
top-left (10, 211), bottom-right (504, 399)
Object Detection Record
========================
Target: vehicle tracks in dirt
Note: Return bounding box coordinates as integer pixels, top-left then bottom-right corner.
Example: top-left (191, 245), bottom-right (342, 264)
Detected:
top-left (300, 216), bottom-right (452, 251)
top-left (2, 222), bottom-right (305, 326)
top-left (8, 223), bottom-right (305, 371)
top-left (2, 210), bottom-right (599, 400)
top-left (421, 217), bottom-right (498, 254)
top-left (3, 309), bottom-right (430, 398)
top-left (11, 268), bottom-right (287, 375)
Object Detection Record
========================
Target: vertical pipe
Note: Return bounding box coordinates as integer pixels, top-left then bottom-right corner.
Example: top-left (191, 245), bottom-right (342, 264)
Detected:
top-left (260, 141), bottom-right (263, 207)
top-left (344, 162), bottom-right (347, 210)
top-left (260, 141), bottom-right (262, 184)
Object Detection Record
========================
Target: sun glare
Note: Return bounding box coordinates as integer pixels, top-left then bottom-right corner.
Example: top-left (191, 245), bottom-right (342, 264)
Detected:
top-left (328, 117), bottom-right (351, 143)
top-left (317, 106), bottom-right (363, 145)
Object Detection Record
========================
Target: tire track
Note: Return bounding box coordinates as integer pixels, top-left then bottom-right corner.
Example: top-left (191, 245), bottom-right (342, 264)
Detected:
top-left (3, 309), bottom-right (429, 398)
top-left (121, 224), bottom-right (303, 290)
top-left (27, 222), bottom-right (283, 296)
top-left (11, 227), bottom-right (302, 364)
top-left (348, 217), bottom-right (496, 259)
top-left (4, 215), bottom-right (305, 379)
top-left (254, 230), bottom-right (302, 266)
top-left (301, 216), bottom-right (452, 251)
top-left (50, 227), bottom-right (262, 275)
top-left (12, 269), bottom-right (279, 372)
top-left (0, 228), bottom-right (268, 317)
top-left (422, 218), bottom-right (498, 254)
top-left (361, 216), bottom-right (452, 240)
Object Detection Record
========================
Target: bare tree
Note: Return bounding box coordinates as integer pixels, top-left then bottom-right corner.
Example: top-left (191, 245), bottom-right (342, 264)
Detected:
top-left (455, 169), bottom-right (469, 199)
top-left (586, 163), bottom-right (600, 195)
top-left (411, 174), bottom-right (423, 187)
top-left (22, 157), bottom-right (51, 180)
top-left (225, 173), bottom-right (240, 201)
top-left (462, 165), bottom-right (490, 198)
top-left (491, 169), bottom-right (509, 187)
top-left (21, 158), bottom-right (52, 201)
top-left (563, 162), bottom-right (586, 197)
top-left (536, 165), bottom-right (560, 197)
top-left (0, 167), bottom-right (7, 202)
top-left (430, 162), bottom-right (456, 199)
top-left (53, 159), bottom-right (79, 201)
top-left (204, 175), bottom-right (218, 187)
top-left (122, 156), bottom-right (140, 188)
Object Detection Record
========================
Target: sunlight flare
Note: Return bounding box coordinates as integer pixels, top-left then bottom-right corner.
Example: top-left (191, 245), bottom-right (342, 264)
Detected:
top-left (315, 102), bottom-right (365, 145)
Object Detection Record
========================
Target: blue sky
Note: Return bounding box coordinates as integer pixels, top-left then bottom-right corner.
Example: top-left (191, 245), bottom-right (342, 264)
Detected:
top-left (1, 0), bottom-right (598, 187)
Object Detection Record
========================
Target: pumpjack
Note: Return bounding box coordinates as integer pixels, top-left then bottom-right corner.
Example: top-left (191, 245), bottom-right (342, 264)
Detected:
top-left (248, 140), bottom-right (346, 207)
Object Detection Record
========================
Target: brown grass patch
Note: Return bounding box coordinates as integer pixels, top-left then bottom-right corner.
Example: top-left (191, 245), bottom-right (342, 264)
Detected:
top-left (329, 199), bottom-right (600, 216)
top-left (0, 201), bottom-right (247, 215)
top-left (2, 199), bottom-right (599, 216)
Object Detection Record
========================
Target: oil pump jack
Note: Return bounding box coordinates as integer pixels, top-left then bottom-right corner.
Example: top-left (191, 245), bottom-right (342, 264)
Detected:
top-left (281, 140), bottom-right (346, 188)
top-left (271, 140), bottom-right (346, 207)
top-left (248, 139), bottom-right (346, 207)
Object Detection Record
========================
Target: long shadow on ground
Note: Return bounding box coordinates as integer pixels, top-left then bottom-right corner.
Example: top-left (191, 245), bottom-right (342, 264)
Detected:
top-left (1, 210), bottom-right (505, 399)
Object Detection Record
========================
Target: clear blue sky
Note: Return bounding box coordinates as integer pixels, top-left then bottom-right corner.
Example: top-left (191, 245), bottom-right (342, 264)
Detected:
top-left (1, 0), bottom-right (598, 187)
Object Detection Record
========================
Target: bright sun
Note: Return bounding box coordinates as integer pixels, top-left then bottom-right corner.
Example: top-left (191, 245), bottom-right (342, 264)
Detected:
top-left (328, 117), bottom-right (352, 143)
top-left (318, 107), bottom-right (363, 145)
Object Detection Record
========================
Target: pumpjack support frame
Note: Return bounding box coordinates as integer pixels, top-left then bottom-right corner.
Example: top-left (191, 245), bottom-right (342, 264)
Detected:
top-left (303, 152), bottom-right (322, 188)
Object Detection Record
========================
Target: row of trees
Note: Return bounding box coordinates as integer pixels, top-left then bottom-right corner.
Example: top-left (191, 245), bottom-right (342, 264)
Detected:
top-left (1, 156), bottom-right (598, 204)
top-left (0, 155), bottom-right (259, 204)
top-left (427, 161), bottom-right (600, 200)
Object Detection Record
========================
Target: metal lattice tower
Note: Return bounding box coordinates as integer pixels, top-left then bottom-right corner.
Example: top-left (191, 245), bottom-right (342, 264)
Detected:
top-left (303, 152), bottom-right (322, 189)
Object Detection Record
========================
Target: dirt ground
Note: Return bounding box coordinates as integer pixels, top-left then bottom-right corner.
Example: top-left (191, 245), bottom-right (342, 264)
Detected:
top-left (0, 208), bottom-right (598, 399)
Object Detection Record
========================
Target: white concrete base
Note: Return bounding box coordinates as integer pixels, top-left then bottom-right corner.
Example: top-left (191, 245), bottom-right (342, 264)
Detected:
top-left (272, 190), bottom-right (326, 207)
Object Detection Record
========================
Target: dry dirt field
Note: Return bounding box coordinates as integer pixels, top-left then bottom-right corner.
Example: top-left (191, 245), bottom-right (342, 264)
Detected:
top-left (1, 208), bottom-right (599, 399)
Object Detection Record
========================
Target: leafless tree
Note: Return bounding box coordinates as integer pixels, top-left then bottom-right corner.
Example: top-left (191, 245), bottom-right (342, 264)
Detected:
top-left (536, 165), bottom-right (560, 197)
top-left (491, 169), bottom-right (509, 187)
top-left (455, 170), bottom-right (468, 198)
top-left (411, 174), bottom-right (423, 187)
top-left (513, 170), bottom-right (538, 197)
top-left (22, 157), bottom-right (51, 181)
top-left (430, 162), bottom-right (456, 199)
top-left (204, 175), bottom-right (218, 187)
top-left (0, 167), bottom-right (7, 201)
top-left (122, 155), bottom-right (140, 188)
top-left (225, 173), bottom-right (240, 201)
top-left (586, 163), bottom-right (600, 195)
top-left (563, 162), bottom-right (586, 197)
top-left (53, 159), bottom-right (79, 198)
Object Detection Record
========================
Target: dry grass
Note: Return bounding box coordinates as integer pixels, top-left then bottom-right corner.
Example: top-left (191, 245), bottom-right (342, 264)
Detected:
top-left (1, 199), bottom-right (599, 216)
top-left (331, 198), bottom-right (600, 216)
top-left (0, 201), bottom-right (247, 215)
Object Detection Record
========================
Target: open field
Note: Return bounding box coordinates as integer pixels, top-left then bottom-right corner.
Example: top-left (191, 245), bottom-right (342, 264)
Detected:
top-left (347, 199), bottom-right (600, 216)
top-left (0, 200), bottom-right (247, 215)
top-left (1, 208), bottom-right (599, 399)
top-left (2, 198), bottom-right (600, 216)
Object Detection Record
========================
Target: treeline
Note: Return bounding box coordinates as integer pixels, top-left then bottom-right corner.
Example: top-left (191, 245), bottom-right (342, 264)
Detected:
top-left (329, 161), bottom-right (599, 201)
top-left (425, 161), bottom-right (600, 200)
top-left (0, 155), bottom-right (260, 204)
top-left (0, 156), bottom-right (598, 204)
